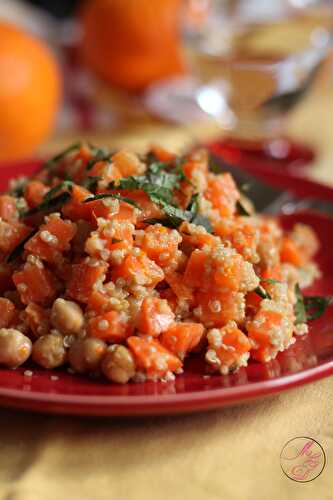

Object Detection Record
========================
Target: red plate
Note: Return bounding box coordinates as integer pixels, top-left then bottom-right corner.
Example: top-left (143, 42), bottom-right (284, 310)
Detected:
top-left (0, 161), bottom-right (332, 416)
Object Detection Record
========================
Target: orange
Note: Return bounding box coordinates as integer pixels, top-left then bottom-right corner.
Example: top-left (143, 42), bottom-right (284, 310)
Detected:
top-left (0, 22), bottom-right (61, 162)
top-left (79, 0), bottom-right (185, 93)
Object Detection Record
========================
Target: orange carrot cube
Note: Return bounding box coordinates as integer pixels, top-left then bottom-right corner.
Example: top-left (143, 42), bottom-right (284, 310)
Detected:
top-left (136, 296), bottom-right (175, 337)
top-left (89, 310), bottom-right (131, 342)
top-left (127, 336), bottom-right (182, 379)
top-left (161, 322), bottom-right (204, 359)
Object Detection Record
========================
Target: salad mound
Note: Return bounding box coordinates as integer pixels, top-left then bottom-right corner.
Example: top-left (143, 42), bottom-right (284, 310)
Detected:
top-left (0, 143), bottom-right (329, 383)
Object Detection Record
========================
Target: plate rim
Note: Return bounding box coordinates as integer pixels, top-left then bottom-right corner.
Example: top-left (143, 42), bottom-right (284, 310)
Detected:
top-left (0, 358), bottom-right (332, 416)
top-left (1, 160), bottom-right (333, 416)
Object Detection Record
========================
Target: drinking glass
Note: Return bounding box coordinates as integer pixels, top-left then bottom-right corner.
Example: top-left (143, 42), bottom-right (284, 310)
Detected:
top-left (145, 0), bottom-right (333, 167)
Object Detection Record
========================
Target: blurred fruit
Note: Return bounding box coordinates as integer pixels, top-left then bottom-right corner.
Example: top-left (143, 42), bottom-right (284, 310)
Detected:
top-left (80, 0), bottom-right (185, 93)
top-left (0, 22), bottom-right (61, 162)
top-left (184, 0), bottom-right (211, 30)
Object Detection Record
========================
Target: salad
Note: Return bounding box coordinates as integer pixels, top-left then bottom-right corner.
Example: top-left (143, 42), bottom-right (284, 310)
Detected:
top-left (0, 143), bottom-right (330, 384)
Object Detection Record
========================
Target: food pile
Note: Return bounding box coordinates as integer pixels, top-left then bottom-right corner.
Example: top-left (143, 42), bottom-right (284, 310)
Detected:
top-left (0, 144), bottom-right (328, 383)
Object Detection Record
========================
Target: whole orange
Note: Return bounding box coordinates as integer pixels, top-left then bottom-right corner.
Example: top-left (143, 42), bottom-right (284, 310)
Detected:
top-left (0, 22), bottom-right (61, 162)
top-left (80, 0), bottom-right (185, 93)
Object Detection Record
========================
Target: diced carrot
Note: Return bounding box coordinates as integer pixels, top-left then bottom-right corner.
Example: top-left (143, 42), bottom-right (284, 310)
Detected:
top-left (91, 198), bottom-right (138, 226)
top-left (213, 253), bottom-right (243, 291)
top-left (229, 223), bottom-right (258, 262)
top-left (111, 251), bottom-right (164, 288)
top-left (183, 250), bottom-right (207, 288)
top-left (0, 221), bottom-right (31, 254)
top-left (206, 322), bottom-right (251, 372)
top-left (90, 198), bottom-right (118, 221)
top-left (0, 297), bottom-right (15, 328)
top-left (194, 290), bottom-right (245, 327)
top-left (104, 220), bottom-right (134, 250)
top-left (89, 160), bottom-right (122, 182)
top-left (204, 173), bottom-right (240, 216)
top-left (111, 150), bottom-right (144, 177)
top-left (25, 215), bottom-right (76, 263)
top-left (138, 224), bottom-right (180, 266)
top-left (62, 185), bottom-right (94, 222)
top-left (136, 296), bottom-right (175, 337)
top-left (165, 271), bottom-right (194, 304)
top-left (13, 262), bottom-right (59, 306)
top-left (127, 336), bottom-right (182, 379)
top-left (0, 195), bottom-right (18, 222)
top-left (280, 237), bottom-right (304, 267)
top-left (182, 149), bottom-right (209, 179)
top-left (261, 265), bottom-right (282, 281)
top-left (24, 181), bottom-right (48, 208)
top-left (67, 146), bottom-right (95, 183)
top-left (149, 145), bottom-right (176, 163)
top-left (25, 303), bottom-right (50, 337)
top-left (180, 224), bottom-right (217, 251)
top-left (161, 322), bottom-right (204, 359)
top-left (247, 309), bottom-right (285, 362)
top-left (111, 190), bottom-right (161, 223)
top-left (66, 260), bottom-right (108, 303)
top-left (87, 289), bottom-right (113, 315)
top-left (212, 218), bottom-right (236, 239)
top-left (246, 291), bottom-right (262, 313)
top-left (89, 310), bottom-right (131, 342)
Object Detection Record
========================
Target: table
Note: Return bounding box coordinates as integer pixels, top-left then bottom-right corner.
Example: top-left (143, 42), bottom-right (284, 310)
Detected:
top-left (1, 56), bottom-right (333, 500)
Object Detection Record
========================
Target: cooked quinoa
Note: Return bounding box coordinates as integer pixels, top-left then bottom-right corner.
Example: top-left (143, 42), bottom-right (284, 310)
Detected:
top-left (0, 143), bottom-right (323, 382)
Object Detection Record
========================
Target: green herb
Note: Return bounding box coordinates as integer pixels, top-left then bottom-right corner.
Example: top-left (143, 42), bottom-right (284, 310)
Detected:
top-left (145, 194), bottom-right (213, 232)
top-left (303, 296), bottom-right (333, 321)
top-left (110, 160), bottom-right (184, 198)
top-left (22, 192), bottom-right (71, 217)
top-left (109, 164), bottom-right (211, 231)
top-left (81, 176), bottom-right (102, 191)
top-left (208, 155), bottom-right (223, 175)
top-left (261, 278), bottom-right (282, 285)
top-left (42, 142), bottom-right (81, 170)
top-left (294, 284), bottom-right (333, 323)
top-left (294, 284), bottom-right (307, 324)
top-left (236, 200), bottom-right (251, 216)
top-left (111, 175), bottom-right (145, 191)
top-left (254, 285), bottom-right (272, 300)
top-left (86, 145), bottom-right (112, 171)
top-left (186, 194), bottom-right (213, 233)
top-left (112, 238), bottom-right (122, 244)
top-left (144, 217), bottom-right (180, 229)
top-left (9, 178), bottom-right (27, 198)
top-left (83, 193), bottom-right (141, 209)
top-left (42, 181), bottom-right (74, 203)
top-left (7, 228), bottom-right (38, 263)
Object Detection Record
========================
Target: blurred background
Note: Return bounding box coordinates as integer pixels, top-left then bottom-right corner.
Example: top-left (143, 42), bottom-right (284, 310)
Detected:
top-left (0, 0), bottom-right (333, 183)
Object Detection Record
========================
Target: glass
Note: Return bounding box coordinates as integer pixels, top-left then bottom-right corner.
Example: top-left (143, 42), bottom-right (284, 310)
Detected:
top-left (145, 0), bottom-right (333, 164)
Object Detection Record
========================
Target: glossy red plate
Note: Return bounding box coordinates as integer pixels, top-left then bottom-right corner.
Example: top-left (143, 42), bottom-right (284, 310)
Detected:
top-left (0, 161), bottom-right (333, 416)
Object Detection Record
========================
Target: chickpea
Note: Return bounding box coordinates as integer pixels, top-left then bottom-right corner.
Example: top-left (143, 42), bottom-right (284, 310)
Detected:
top-left (68, 338), bottom-right (107, 374)
top-left (101, 345), bottom-right (136, 384)
top-left (0, 328), bottom-right (32, 368)
top-left (32, 333), bottom-right (66, 369)
top-left (51, 298), bottom-right (84, 335)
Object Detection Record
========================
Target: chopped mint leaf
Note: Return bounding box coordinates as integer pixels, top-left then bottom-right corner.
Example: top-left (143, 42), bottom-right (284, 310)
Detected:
top-left (83, 193), bottom-right (141, 209)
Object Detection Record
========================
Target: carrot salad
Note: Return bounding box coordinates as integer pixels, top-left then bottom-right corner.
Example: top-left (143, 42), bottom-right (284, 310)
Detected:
top-left (0, 143), bottom-right (329, 383)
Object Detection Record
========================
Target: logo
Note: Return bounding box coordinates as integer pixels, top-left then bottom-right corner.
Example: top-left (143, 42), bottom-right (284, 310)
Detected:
top-left (280, 437), bottom-right (326, 482)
